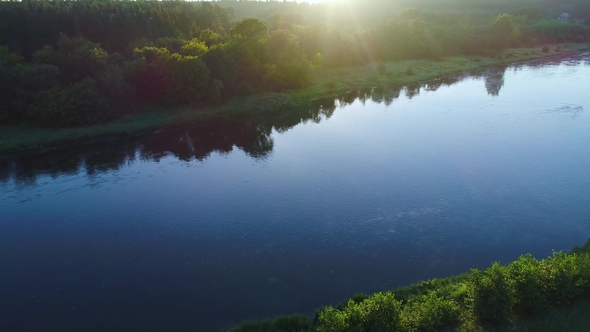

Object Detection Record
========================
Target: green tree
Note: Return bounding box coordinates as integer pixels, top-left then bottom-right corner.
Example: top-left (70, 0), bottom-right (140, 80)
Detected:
top-left (230, 18), bottom-right (270, 42)
top-left (468, 263), bottom-right (513, 325)
top-left (268, 29), bottom-right (301, 63)
top-left (180, 38), bottom-right (208, 57)
top-left (164, 53), bottom-right (211, 105)
top-left (26, 78), bottom-right (111, 127)
top-left (0, 46), bottom-right (24, 123)
top-left (493, 14), bottom-right (516, 49)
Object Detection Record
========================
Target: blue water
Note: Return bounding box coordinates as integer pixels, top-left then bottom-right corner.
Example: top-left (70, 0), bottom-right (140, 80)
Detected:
top-left (1, 54), bottom-right (590, 331)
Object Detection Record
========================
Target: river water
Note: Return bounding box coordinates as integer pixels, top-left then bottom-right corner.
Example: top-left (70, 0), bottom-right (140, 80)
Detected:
top-left (1, 54), bottom-right (590, 331)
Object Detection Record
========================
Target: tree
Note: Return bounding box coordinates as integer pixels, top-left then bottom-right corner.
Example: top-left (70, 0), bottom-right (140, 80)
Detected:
top-left (26, 78), bottom-right (111, 127)
top-left (230, 18), bottom-right (269, 42)
top-left (493, 14), bottom-right (516, 49)
top-left (0, 46), bottom-right (23, 123)
top-left (180, 38), bottom-right (208, 57)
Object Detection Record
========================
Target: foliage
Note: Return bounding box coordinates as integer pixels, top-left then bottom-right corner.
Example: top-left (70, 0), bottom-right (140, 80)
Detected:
top-left (468, 263), bottom-right (512, 325)
top-left (539, 251), bottom-right (590, 306)
top-left (26, 78), bottom-right (111, 127)
top-left (180, 39), bottom-right (208, 57)
top-left (506, 254), bottom-right (545, 316)
top-left (0, 46), bottom-right (23, 123)
top-left (402, 292), bottom-right (459, 332)
top-left (265, 58), bottom-right (314, 90)
top-left (228, 242), bottom-right (590, 332)
top-left (492, 14), bottom-right (516, 49)
top-left (0, 0), bottom-right (589, 128)
top-left (317, 292), bottom-right (403, 332)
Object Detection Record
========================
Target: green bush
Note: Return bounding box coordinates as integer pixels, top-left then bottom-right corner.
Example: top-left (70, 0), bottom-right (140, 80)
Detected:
top-left (317, 292), bottom-right (403, 332)
top-left (468, 263), bottom-right (512, 325)
top-left (231, 243), bottom-right (590, 332)
top-left (540, 252), bottom-right (584, 306)
top-left (506, 254), bottom-right (546, 316)
top-left (402, 292), bottom-right (459, 332)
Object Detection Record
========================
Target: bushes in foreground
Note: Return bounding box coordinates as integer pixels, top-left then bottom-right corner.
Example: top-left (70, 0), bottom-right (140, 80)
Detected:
top-left (229, 239), bottom-right (590, 332)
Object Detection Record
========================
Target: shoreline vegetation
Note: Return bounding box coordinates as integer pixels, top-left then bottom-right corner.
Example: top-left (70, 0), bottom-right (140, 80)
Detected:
top-left (228, 239), bottom-right (590, 332)
top-left (1, 43), bottom-right (588, 155)
top-left (3, 0), bottom-right (590, 155)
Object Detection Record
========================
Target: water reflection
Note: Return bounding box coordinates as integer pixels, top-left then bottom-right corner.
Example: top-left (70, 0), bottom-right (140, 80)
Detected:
top-left (1, 54), bottom-right (588, 185)
top-left (483, 66), bottom-right (506, 96)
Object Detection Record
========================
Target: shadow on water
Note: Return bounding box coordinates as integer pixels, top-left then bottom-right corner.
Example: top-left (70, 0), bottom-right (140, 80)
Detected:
top-left (1, 53), bottom-right (588, 185)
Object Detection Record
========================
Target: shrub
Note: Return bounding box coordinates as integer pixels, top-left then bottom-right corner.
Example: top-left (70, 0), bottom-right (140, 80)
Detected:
top-left (541, 45), bottom-right (550, 53)
top-left (317, 292), bottom-right (403, 332)
top-left (232, 241), bottom-right (590, 332)
top-left (540, 251), bottom-right (586, 306)
top-left (468, 263), bottom-right (512, 325)
top-left (403, 292), bottom-right (459, 332)
top-left (363, 292), bottom-right (404, 331)
top-left (317, 306), bottom-right (349, 332)
top-left (335, 293), bottom-right (368, 310)
top-left (405, 67), bottom-right (414, 76)
top-left (506, 254), bottom-right (546, 316)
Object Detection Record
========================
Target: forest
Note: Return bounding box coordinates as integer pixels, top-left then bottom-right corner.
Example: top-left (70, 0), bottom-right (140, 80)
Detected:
top-left (1, 0), bottom-right (590, 128)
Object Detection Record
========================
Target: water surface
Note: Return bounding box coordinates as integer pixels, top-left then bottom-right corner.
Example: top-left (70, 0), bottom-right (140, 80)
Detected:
top-left (1, 54), bottom-right (590, 331)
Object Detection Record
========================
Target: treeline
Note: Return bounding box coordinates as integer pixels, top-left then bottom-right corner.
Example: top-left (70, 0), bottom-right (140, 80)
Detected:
top-left (0, 68), bottom-right (513, 182)
top-left (230, 239), bottom-right (590, 332)
top-left (0, 0), bottom-right (589, 128)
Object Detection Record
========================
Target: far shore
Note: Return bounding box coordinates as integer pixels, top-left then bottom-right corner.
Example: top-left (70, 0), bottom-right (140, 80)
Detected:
top-left (1, 43), bottom-right (588, 156)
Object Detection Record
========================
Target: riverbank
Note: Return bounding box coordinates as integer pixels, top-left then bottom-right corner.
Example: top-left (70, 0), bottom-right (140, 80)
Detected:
top-left (1, 43), bottom-right (587, 155)
top-left (228, 239), bottom-right (590, 332)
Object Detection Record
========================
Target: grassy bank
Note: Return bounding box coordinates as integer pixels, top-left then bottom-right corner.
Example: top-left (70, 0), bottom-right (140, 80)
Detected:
top-left (228, 239), bottom-right (590, 332)
top-left (1, 43), bottom-right (588, 155)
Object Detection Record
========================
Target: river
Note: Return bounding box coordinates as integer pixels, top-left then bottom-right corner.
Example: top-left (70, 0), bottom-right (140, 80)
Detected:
top-left (1, 53), bottom-right (590, 331)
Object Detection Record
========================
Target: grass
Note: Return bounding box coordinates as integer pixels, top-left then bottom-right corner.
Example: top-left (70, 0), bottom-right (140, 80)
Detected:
top-left (1, 43), bottom-right (588, 155)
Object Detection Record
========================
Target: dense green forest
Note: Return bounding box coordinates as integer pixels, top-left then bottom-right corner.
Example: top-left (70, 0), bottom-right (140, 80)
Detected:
top-left (1, 0), bottom-right (590, 128)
